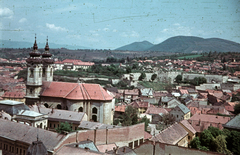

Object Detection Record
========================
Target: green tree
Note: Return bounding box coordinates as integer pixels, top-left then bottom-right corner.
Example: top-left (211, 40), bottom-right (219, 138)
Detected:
top-left (122, 106), bottom-right (138, 126)
top-left (16, 69), bottom-right (27, 81)
top-left (192, 77), bottom-right (207, 86)
top-left (226, 130), bottom-right (240, 154)
top-left (151, 74), bottom-right (157, 81)
top-left (214, 135), bottom-right (231, 155)
top-left (190, 137), bottom-right (201, 149)
top-left (138, 72), bottom-right (146, 81)
top-left (55, 122), bottom-right (73, 133)
top-left (208, 126), bottom-right (223, 138)
top-left (175, 75), bottom-right (182, 84)
top-left (138, 115), bottom-right (150, 131)
top-left (200, 129), bottom-right (214, 150)
top-left (126, 66), bottom-right (132, 74)
top-left (234, 103), bottom-right (240, 114)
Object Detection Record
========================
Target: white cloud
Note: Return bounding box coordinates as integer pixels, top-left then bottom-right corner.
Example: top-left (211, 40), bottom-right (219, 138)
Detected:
top-left (19, 18), bottom-right (27, 23)
top-left (67, 34), bottom-right (81, 40)
top-left (0, 7), bottom-right (13, 18)
top-left (46, 23), bottom-right (68, 32)
top-left (161, 23), bottom-right (193, 36)
top-left (112, 29), bottom-right (117, 32)
top-left (89, 30), bottom-right (99, 36)
top-left (121, 31), bottom-right (139, 38)
top-left (103, 28), bottom-right (109, 31)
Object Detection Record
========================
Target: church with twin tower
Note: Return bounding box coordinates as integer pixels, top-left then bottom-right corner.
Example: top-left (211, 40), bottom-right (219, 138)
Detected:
top-left (25, 36), bottom-right (115, 125)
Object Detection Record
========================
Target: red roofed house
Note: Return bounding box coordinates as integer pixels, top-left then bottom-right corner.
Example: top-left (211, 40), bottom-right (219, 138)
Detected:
top-left (25, 38), bottom-right (114, 124)
top-left (2, 91), bottom-right (26, 102)
top-left (55, 59), bottom-right (95, 71)
top-left (130, 101), bottom-right (150, 114)
top-left (188, 114), bottom-right (230, 136)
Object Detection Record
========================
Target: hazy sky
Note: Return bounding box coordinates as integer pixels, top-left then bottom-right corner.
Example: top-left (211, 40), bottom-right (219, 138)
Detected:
top-left (1, 0), bottom-right (240, 49)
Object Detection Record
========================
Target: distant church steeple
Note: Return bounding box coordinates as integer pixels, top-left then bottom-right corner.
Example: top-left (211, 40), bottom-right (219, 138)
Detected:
top-left (33, 34), bottom-right (38, 50)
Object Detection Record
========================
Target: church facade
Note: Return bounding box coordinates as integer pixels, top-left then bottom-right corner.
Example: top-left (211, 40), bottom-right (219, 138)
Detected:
top-left (25, 36), bottom-right (115, 124)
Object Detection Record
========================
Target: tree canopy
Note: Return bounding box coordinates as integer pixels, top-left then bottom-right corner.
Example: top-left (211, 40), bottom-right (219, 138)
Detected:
top-left (175, 75), bottom-right (182, 84)
top-left (121, 106), bottom-right (138, 126)
top-left (55, 122), bottom-right (73, 133)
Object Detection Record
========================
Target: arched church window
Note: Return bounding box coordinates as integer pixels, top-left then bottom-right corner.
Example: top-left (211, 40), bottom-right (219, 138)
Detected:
top-left (57, 104), bottom-right (62, 109)
top-left (42, 68), bottom-right (45, 77)
top-left (79, 107), bottom-right (83, 112)
top-left (30, 88), bottom-right (33, 94)
top-left (92, 115), bottom-right (97, 122)
top-left (50, 68), bottom-right (53, 77)
top-left (29, 69), bottom-right (34, 78)
top-left (92, 107), bottom-right (97, 114)
top-left (39, 68), bottom-right (42, 77)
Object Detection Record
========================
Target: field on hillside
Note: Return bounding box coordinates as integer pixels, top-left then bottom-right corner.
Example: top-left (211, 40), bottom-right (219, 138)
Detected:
top-left (177, 54), bottom-right (202, 59)
top-left (139, 81), bottom-right (174, 91)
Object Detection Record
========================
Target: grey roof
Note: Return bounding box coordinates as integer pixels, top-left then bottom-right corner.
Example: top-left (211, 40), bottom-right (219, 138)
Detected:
top-left (151, 122), bottom-right (188, 145)
top-left (76, 140), bottom-right (99, 152)
top-left (161, 96), bottom-right (174, 103)
top-left (0, 119), bottom-right (66, 151)
top-left (79, 121), bottom-right (120, 130)
top-left (106, 146), bottom-right (136, 155)
top-left (29, 105), bottom-right (86, 124)
top-left (0, 102), bottom-right (30, 116)
top-left (17, 110), bottom-right (45, 117)
top-left (27, 140), bottom-right (48, 155)
top-left (0, 100), bottom-right (24, 105)
top-left (140, 88), bottom-right (153, 96)
top-left (177, 104), bottom-right (190, 114)
top-left (223, 114), bottom-right (240, 130)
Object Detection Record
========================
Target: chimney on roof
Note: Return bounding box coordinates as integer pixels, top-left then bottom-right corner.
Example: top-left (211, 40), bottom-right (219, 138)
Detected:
top-left (51, 108), bottom-right (54, 113)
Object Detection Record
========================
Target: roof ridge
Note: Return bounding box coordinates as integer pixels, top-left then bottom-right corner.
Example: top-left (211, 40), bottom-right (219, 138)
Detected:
top-left (64, 83), bottom-right (79, 98)
top-left (99, 84), bottom-right (106, 100)
top-left (82, 84), bottom-right (91, 100)
top-left (78, 83), bottom-right (88, 100)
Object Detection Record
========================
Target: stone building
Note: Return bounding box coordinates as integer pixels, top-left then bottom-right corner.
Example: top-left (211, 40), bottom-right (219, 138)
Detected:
top-left (169, 104), bottom-right (191, 122)
top-left (25, 37), bottom-right (115, 124)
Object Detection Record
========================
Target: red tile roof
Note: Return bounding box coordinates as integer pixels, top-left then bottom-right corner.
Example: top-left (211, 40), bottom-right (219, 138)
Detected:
top-left (115, 105), bottom-right (126, 112)
top-left (188, 114), bottom-right (230, 132)
top-left (2, 91), bottom-right (25, 99)
top-left (41, 82), bottom-right (113, 101)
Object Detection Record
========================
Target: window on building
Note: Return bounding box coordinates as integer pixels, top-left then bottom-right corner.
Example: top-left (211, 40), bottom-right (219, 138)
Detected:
top-left (50, 68), bottom-right (53, 76)
top-left (42, 68), bottom-right (45, 77)
top-left (79, 107), bottom-right (83, 112)
top-left (30, 88), bottom-right (33, 94)
top-left (39, 68), bottom-right (41, 77)
top-left (57, 104), bottom-right (62, 109)
top-left (50, 123), bottom-right (52, 128)
top-left (29, 69), bottom-right (34, 78)
top-left (92, 115), bottom-right (97, 122)
top-left (92, 107), bottom-right (97, 114)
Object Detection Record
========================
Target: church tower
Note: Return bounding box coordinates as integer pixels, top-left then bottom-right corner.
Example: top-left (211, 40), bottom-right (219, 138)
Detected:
top-left (42, 37), bottom-right (54, 82)
top-left (25, 35), bottom-right (43, 105)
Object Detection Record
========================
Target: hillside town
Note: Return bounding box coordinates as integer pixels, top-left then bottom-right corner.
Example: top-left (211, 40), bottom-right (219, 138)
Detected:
top-left (0, 39), bottom-right (240, 155)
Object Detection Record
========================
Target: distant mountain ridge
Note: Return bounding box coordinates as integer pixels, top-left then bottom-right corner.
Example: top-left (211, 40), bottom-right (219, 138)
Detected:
top-left (115, 41), bottom-right (154, 51)
top-left (116, 36), bottom-right (240, 53)
top-left (0, 40), bottom-right (90, 50)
